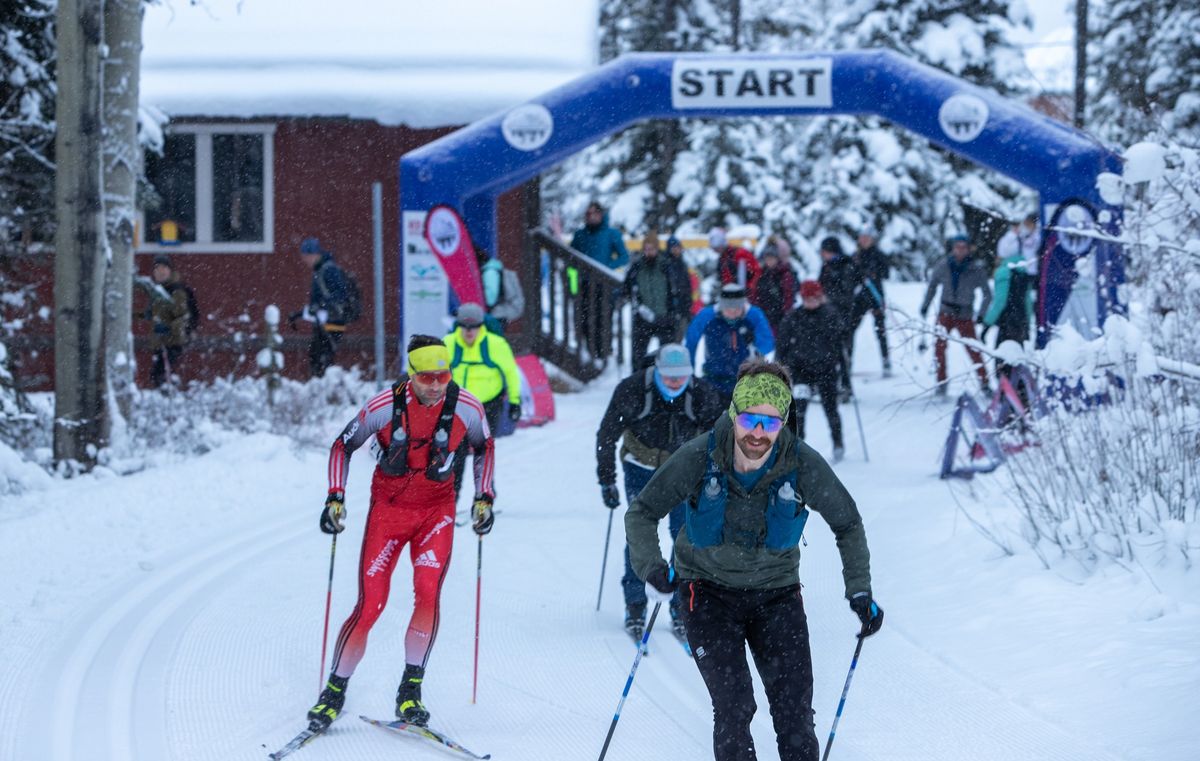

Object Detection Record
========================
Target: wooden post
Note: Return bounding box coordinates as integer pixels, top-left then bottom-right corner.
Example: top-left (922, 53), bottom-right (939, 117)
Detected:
top-left (53, 0), bottom-right (108, 466)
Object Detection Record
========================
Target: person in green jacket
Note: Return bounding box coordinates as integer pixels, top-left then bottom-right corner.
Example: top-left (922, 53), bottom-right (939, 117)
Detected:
top-left (625, 358), bottom-right (884, 761)
top-left (982, 219), bottom-right (1037, 382)
top-left (443, 302), bottom-right (522, 435)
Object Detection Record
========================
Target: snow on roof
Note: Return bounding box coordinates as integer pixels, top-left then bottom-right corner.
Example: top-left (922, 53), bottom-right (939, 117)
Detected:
top-left (141, 0), bottom-right (599, 128)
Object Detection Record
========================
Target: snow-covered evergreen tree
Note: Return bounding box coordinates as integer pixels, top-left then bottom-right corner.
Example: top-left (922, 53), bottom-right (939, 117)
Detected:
top-left (0, 0), bottom-right (56, 254)
top-left (1090, 1), bottom-right (1200, 142)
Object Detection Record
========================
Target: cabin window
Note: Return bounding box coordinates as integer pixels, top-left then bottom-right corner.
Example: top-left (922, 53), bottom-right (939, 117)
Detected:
top-left (139, 123), bottom-right (274, 253)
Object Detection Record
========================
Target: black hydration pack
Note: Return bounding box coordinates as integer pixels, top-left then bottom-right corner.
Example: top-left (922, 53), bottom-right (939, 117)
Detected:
top-left (379, 380), bottom-right (460, 482)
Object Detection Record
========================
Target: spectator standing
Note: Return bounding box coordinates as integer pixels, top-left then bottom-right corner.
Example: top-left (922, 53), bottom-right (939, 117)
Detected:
top-left (849, 226), bottom-right (892, 377)
top-left (296, 237), bottom-right (353, 378)
top-left (570, 202), bottom-right (628, 361)
top-left (919, 234), bottom-right (993, 395)
top-left (817, 236), bottom-right (858, 399)
top-left (750, 238), bottom-right (798, 335)
top-left (626, 232), bottom-right (687, 364)
top-left (141, 254), bottom-right (198, 387)
top-left (711, 227), bottom-right (761, 294)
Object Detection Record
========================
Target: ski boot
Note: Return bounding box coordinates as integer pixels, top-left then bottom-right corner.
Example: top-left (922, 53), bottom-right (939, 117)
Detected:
top-left (934, 383), bottom-right (949, 399)
top-left (832, 445), bottom-right (845, 464)
top-left (882, 358), bottom-right (893, 378)
top-left (307, 674), bottom-right (349, 731)
top-left (395, 664), bottom-right (431, 727)
top-left (624, 603), bottom-right (647, 642)
top-left (669, 604), bottom-right (687, 640)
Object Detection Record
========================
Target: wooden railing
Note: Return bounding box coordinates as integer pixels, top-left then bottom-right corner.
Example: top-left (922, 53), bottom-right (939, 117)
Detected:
top-left (527, 228), bottom-right (626, 383)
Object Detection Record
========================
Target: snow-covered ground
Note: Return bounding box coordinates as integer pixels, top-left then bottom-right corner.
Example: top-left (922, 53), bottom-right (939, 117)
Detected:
top-left (1, 284), bottom-right (1196, 761)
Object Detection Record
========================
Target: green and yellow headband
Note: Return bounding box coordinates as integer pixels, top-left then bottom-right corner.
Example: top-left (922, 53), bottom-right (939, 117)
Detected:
top-left (728, 372), bottom-right (792, 421)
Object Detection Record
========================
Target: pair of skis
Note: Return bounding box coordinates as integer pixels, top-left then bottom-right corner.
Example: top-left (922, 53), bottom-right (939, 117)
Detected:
top-left (268, 716), bottom-right (490, 760)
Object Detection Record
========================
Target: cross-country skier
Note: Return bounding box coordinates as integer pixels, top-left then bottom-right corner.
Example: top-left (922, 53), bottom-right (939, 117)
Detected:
top-left (684, 283), bottom-right (775, 407)
top-left (626, 359), bottom-right (883, 761)
top-left (777, 280), bottom-right (846, 462)
top-left (307, 335), bottom-right (496, 732)
top-left (919, 234), bottom-right (993, 396)
top-left (595, 344), bottom-right (724, 642)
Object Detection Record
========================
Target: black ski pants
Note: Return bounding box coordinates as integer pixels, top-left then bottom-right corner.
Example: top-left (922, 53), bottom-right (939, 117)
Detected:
top-left (631, 315), bottom-right (676, 368)
top-left (792, 371), bottom-right (843, 449)
top-left (683, 580), bottom-right (819, 761)
top-left (850, 291), bottom-right (889, 362)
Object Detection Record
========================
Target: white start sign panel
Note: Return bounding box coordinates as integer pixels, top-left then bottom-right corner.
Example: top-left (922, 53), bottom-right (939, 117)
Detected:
top-left (671, 59), bottom-right (833, 110)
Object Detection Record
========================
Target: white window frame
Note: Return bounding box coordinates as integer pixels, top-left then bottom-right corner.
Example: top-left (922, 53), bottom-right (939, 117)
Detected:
top-left (137, 122), bottom-right (276, 254)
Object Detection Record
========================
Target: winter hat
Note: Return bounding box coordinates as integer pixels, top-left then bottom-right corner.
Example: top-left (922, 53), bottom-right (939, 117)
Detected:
top-left (655, 343), bottom-right (693, 379)
top-left (948, 233), bottom-right (970, 244)
top-left (729, 371), bottom-right (792, 421)
top-left (456, 302), bottom-right (486, 328)
top-left (300, 237), bottom-right (323, 255)
top-left (760, 243), bottom-right (780, 262)
top-left (708, 227), bottom-right (728, 250)
top-left (819, 236), bottom-right (843, 256)
top-left (858, 224), bottom-right (878, 238)
top-left (152, 254), bottom-right (174, 269)
top-left (666, 236), bottom-right (682, 251)
top-left (717, 283), bottom-right (747, 312)
top-left (799, 280), bottom-right (824, 300)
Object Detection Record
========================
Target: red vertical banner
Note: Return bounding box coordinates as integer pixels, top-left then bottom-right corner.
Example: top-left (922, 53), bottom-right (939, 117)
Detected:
top-left (423, 205), bottom-right (485, 306)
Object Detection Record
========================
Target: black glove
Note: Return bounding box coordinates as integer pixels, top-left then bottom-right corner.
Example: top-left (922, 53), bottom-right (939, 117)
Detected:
top-left (507, 402), bottom-right (522, 423)
top-left (472, 496), bottom-right (494, 536)
top-left (600, 483), bottom-right (620, 509)
top-left (646, 566), bottom-right (678, 595)
top-left (849, 592), bottom-right (884, 638)
top-left (320, 492), bottom-right (346, 534)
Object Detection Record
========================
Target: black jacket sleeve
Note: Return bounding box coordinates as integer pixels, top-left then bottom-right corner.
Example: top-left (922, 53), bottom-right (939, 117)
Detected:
top-left (596, 377), bottom-right (636, 485)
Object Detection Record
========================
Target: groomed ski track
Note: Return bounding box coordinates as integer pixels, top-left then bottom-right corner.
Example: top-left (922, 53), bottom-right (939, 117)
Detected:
top-left (2, 286), bottom-right (1183, 761)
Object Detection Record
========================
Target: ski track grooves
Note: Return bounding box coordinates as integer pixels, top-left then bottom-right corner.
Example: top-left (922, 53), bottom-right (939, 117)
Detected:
top-left (23, 514), bottom-right (308, 761)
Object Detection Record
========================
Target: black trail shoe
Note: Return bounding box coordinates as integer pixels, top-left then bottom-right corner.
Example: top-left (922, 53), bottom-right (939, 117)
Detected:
top-left (307, 674), bottom-right (349, 731)
top-left (395, 664), bottom-right (431, 727)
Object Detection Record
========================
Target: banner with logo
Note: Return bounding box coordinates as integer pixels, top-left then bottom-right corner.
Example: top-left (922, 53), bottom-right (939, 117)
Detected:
top-left (423, 204), bottom-right (485, 306)
top-left (402, 210), bottom-right (450, 343)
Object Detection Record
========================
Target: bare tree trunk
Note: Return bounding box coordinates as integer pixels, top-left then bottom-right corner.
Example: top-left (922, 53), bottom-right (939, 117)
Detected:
top-left (103, 0), bottom-right (144, 426)
top-left (54, 0), bottom-right (108, 467)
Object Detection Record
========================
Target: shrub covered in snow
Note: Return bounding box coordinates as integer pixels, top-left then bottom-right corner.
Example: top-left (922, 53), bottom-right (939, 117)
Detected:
top-left (966, 136), bottom-right (1200, 575)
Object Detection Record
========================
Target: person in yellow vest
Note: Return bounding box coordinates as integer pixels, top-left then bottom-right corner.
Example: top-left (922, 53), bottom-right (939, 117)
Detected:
top-left (443, 302), bottom-right (522, 436)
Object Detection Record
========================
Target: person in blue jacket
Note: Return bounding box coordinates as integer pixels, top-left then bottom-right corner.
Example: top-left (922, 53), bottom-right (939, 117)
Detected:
top-left (685, 283), bottom-right (775, 406)
top-left (569, 201), bottom-right (629, 362)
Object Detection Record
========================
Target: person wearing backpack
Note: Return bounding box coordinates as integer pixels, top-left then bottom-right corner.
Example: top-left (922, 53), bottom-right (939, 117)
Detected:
top-left (477, 248), bottom-right (525, 334)
top-left (142, 254), bottom-right (198, 387)
top-left (443, 302), bottom-right (522, 436)
top-left (625, 359), bottom-right (883, 761)
top-left (296, 237), bottom-right (360, 378)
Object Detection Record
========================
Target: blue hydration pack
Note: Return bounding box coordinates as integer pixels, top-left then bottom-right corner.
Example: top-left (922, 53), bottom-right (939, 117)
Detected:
top-left (686, 432), bottom-right (809, 550)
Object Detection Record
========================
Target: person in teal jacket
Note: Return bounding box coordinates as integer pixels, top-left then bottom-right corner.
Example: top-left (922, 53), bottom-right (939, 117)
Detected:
top-left (982, 233), bottom-right (1035, 381)
top-left (569, 201), bottom-right (628, 361)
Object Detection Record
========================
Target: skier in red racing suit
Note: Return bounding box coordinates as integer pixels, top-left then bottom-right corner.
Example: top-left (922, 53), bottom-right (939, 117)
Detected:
top-left (307, 334), bottom-right (495, 732)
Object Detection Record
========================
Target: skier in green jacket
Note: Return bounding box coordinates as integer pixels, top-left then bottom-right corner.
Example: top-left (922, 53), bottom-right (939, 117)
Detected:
top-left (625, 358), bottom-right (884, 761)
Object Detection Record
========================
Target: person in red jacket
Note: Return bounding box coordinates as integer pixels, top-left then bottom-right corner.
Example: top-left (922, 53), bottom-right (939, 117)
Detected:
top-left (750, 239), bottom-right (798, 334)
top-left (306, 335), bottom-right (496, 733)
top-left (711, 227), bottom-right (761, 294)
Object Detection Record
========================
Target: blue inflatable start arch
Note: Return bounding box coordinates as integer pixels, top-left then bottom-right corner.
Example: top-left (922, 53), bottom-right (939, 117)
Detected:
top-left (399, 50), bottom-right (1124, 348)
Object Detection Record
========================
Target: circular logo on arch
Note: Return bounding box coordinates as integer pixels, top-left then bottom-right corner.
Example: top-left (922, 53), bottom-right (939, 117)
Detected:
top-left (502, 104), bottom-right (554, 152)
top-left (1056, 203), bottom-right (1096, 255)
top-left (426, 208), bottom-right (461, 258)
top-left (938, 94), bottom-right (989, 143)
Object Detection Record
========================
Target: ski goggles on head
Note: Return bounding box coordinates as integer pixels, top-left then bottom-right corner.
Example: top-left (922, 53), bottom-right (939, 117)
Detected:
top-left (411, 369), bottom-right (452, 385)
top-left (735, 411), bottom-right (785, 433)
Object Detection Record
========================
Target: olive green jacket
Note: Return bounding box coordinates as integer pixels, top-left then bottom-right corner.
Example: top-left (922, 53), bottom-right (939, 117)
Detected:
top-left (625, 414), bottom-right (872, 598)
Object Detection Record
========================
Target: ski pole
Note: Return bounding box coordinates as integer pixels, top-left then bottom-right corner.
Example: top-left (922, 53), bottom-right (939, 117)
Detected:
top-left (821, 634), bottom-right (865, 761)
top-left (597, 602), bottom-right (661, 761)
top-left (850, 391), bottom-right (869, 462)
top-left (318, 533), bottom-right (338, 694)
top-left (595, 510), bottom-right (614, 611)
top-left (472, 534), bottom-right (483, 704)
